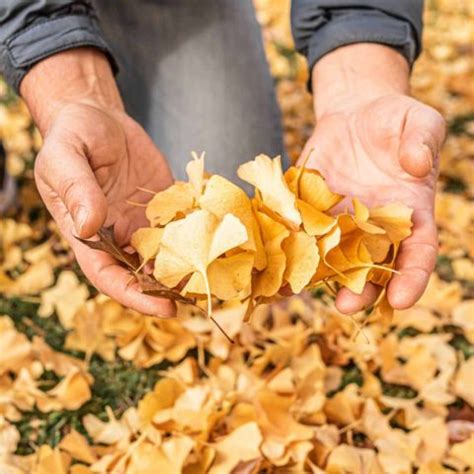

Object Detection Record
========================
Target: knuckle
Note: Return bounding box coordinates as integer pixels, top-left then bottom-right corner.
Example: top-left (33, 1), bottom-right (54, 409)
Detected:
top-left (33, 147), bottom-right (53, 181)
top-left (58, 177), bottom-right (78, 204)
top-left (425, 105), bottom-right (447, 135)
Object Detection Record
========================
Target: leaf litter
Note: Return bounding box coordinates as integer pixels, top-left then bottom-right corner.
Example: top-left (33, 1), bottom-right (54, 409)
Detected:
top-left (0, 0), bottom-right (473, 472)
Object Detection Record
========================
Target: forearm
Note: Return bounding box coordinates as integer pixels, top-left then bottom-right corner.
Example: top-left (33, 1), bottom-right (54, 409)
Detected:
top-left (19, 47), bottom-right (123, 135)
top-left (290, 0), bottom-right (423, 93)
top-left (312, 43), bottom-right (410, 120)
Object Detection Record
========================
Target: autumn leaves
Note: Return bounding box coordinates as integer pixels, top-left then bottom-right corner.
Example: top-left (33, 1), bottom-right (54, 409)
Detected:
top-left (130, 153), bottom-right (413, 322)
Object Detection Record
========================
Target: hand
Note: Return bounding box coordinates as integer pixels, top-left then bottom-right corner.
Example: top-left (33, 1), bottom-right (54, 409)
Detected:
top-left (21, 48), bottom-right (176, 317)
top-left (300, 44), bottom-right (446, 313)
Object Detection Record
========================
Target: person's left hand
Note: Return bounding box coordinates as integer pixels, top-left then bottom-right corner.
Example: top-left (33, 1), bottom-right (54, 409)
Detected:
top-left (299, 44), bottom-right (446, 313)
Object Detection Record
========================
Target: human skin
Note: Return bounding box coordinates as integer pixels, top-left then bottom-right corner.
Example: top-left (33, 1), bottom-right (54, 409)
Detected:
top-left (20, 43), bottom-right (445, 317)
top-left (20, 47), bottom-right (176, 317)
top-left (300, 43), bottom-right (446, 313)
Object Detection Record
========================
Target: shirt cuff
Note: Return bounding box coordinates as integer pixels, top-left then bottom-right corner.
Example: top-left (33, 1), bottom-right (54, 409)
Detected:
top-left (0, 14), bottom-right (118, 93)
top-left (305, 9), bottom-right (418, 90)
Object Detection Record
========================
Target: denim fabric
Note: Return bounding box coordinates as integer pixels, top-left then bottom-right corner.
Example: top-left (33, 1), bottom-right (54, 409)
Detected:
top-left (0, 0), bottom-right (424, 181)
top-left (93, 0), bottom-right (286, 183)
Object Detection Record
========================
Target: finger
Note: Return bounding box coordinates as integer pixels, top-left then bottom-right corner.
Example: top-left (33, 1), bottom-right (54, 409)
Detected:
top-left (83, 254), bottom-right (176, 317)
top-left (387, 209), bottom-right (438, 309)
top-left (39, 187), bottom-right (176, 316)
top-left (35, 141), bottom-right (108, 238)
top-left (72, 226), bottom-right (176, 317)
top-left (335, 282), bottom-right (379, 314)
top-left (399, 106), bottom-right (446, 178)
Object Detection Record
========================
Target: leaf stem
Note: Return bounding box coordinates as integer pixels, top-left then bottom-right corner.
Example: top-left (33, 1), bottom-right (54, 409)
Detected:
top-left (202, 271), bottom-right (234, 344)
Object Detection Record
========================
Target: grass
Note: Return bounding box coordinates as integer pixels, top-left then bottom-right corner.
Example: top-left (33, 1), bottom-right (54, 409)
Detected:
top-left (0, 295), bottom-right (169, 454)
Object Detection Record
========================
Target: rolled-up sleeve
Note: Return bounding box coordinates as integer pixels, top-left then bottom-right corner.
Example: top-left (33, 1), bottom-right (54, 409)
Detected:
top-left (291, 0), bottom-right (423, 80)
top-left (0, 1), bottom-right (117, 92)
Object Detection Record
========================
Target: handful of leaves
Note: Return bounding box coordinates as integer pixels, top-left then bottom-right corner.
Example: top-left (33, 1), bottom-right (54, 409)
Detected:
top-left (127, 154), bottom-right (413, 325)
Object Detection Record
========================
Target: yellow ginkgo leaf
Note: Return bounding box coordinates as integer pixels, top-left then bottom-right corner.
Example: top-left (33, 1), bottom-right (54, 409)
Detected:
top-left (146, 182), bottom-right (195, 226)
top-left (209, 422), bottom-right (263, 474)
top-left (450, 435), bottom-right (474, 470)
top-left (362, 233), bottom-right (393, 263)
top-left (131, 227), bottom-right (164, 264)
top-left (333, 267), bottom-right (372, 295)
top-left (253, 211), bottom-right (290, 297)
top-left (34, 445), bottom-right (71, 474)
top-left (38, 270), bottom-right (89, 329)
top-left (45, 367), bottom-right (92, 411)
top-left (138, 378), bottom-right (184, 425)
top-left (282, 232), bottom-right (319, 293)
top-left (186, 151), bottom-right (206, 198)
top-left (287, 167), bottom-right (343, 212)
top-left (297, 199), bottom-right (337, 236)
top-left (199, 175), bottom-right (266, 270)
top-left (353, 199), bottom-right (386, 234)
top-left (183, 252), bottom-right (254, 300)
top-left (453, 357), bottom-right (474, 406)
top-left (199, 174), bottom-right (260, 254)
top-left (154, 210), bottom-right (248, 313)
top-left (369, 202), bottom-right (413, 244)
top-left (58, 429), bottom-right (97, 464)
top-left (312, 225), bottom-right (342, 282)
top-left (237, 155), bottom-right (301, 228)
top-left (325, 234), bottom-right (373, 293)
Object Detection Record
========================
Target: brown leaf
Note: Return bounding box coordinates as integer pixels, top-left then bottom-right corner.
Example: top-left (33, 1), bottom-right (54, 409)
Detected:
top-left (136, 273), bottom-right (201, 308)
top-left (75, 226), bottom-right (139, 270)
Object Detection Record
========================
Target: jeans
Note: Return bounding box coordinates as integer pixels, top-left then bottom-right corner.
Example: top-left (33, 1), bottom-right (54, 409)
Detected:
top-left (93, 0), bottom-right (286, 184)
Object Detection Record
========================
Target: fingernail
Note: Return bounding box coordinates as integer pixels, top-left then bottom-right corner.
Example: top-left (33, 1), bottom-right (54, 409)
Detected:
top-left (74, 206), bottom-right (88, 234)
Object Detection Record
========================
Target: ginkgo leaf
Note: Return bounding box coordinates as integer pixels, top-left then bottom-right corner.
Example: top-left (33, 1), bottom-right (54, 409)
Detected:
top-left (131, 227), bottom-right (164, 263)
top-left (353, 198), bottom-right (386, 234)
top-left (238, 155), bottom-right (301, 228)
top-left (33, 445), bottom-right (71, 474)
top-left (333, 267), bottom-right (372, 295)
top-left (362, 233), bottom-right (393, 263)
top-left (312, 225), bottom-right (342, 283)
top-left (297, 199), bottom-right (337, 236)
top-left (146, 182), bottom-right (195, 226)
top-left (253, 211), bottom-right (289, 298)
top-left (209, 422), bottom-right (263, 474)
top-left (183, 252), bottom-right (254, 300)
top-left (154, 210), bottom-right (248, 289)
top-left (38, 271), bottom-right (89, 329)
top-left (369, 202), bottom-right (413, 244)
top-left (187, 151), bottom-right (206, 198)
top-left (58, 429), bottom-right (97, 464)
top-left (154, 209), bottom-right (248, 329)
top-left (286, 166), bottom-right (343, 211)
top-left (45, 368), bottom-right (92, 411)
top-left (282, 232), bottom-right (319, 293)
top-left (199, 174), bottom-right (259, 253)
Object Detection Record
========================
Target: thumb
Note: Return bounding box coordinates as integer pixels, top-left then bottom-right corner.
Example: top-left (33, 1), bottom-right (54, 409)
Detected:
top-left (399, 105), bottom-right (446, 178)
top-left (35, 142), bottom-right (108, 238)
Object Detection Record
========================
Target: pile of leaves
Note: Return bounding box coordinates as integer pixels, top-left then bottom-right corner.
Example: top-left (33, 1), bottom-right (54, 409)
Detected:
top-left (118, 153), bottom-right (410, 330)
top-left (0, 0), bottom-right (473, 473)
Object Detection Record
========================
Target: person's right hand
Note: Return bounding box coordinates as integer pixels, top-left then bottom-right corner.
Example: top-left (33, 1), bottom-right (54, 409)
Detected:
top-left (21, 48), bottom-right (176, 317)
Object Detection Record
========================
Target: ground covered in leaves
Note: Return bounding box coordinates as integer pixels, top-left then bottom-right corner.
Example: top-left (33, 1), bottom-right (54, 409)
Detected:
top-left (0, 0), bottom-right (473, 473)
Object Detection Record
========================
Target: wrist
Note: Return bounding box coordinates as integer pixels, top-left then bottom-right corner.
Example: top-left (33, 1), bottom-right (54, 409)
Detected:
top-left (20, 47), bottom-right (123, 135)
top-left (312, 43), bottom-right (410, 120)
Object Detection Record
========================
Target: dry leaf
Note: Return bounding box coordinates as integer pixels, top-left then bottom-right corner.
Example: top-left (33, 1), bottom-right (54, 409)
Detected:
top-left (146, 182), bottom-right (195, 226)
top-left (238, 154), bottom-right (301, 228)
top-left (38, 271), bottom-right (89, 329)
